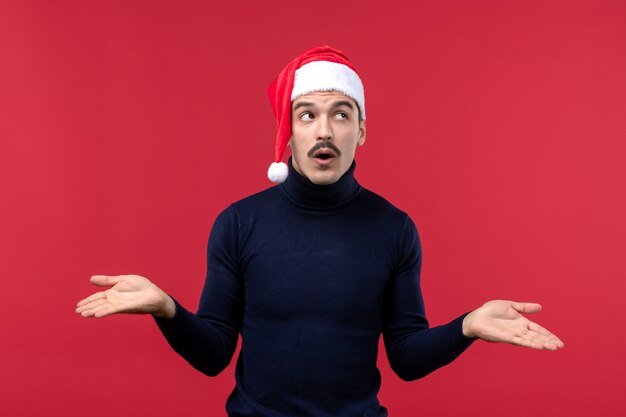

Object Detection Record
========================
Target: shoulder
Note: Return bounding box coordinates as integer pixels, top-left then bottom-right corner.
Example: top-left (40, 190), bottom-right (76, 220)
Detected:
top-left (211, 185), bottom-right (286, 235)
top-left (233, 185), bottom-right (280, 206)
top-left (357, 187), bottom-right (415, 230)
top-left (355, 187), bottom-right (422, 267)
top-left (218, 185), bottom-right (283, 216)
top-left (209, 186), bottom-right (282, 242)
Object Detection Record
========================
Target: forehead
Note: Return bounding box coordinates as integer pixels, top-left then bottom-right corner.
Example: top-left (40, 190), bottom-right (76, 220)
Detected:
top-left (291, 90), bottom-right (357, 108)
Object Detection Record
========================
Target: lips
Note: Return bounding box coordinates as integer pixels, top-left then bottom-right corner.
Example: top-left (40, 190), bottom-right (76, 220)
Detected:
top-left (312, 148), bottom-right (337, 159)
top-left (311, 148), bottom-right (337, 165)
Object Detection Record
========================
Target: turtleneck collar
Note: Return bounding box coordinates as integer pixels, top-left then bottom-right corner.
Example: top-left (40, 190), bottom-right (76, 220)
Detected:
top-left (279, 157), bottom-right (361, 210)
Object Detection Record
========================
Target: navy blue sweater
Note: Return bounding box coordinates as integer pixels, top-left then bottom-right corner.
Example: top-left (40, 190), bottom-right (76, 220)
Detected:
top-left (155, 159), bottom-right (474, 416)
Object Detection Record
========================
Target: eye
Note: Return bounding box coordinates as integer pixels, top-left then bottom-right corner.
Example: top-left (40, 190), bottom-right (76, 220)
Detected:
top-left (299, 112), bottom-right (314, 121)
top-left (334, 112), bottom-right (348, 120)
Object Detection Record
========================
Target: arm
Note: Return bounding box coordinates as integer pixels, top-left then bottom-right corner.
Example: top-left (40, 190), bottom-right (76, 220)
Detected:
top-left (76, 206), bottom-right (244, 377)
top-left (153, 206), bottom-right (244, 376)
top-left (382, 217), bottom-right (565, 382)
top-left (382, 217), bottom-right (475, 382)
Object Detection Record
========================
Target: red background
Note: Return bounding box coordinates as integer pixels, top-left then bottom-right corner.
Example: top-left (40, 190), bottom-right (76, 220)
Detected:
top-left (1, 1), bottom-right (624, 416)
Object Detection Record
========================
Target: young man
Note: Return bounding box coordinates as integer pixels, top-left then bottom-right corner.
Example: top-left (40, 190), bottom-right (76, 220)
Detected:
top-left (76, 46), bottom-right (563, 417)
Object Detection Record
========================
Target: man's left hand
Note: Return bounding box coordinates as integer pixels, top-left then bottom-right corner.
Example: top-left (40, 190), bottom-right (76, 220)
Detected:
top-left (462, 300), bottom-right (564, 350)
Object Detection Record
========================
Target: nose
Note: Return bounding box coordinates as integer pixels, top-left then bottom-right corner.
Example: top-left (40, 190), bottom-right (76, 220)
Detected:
top-left (316, 116), bottom-right (332, 141)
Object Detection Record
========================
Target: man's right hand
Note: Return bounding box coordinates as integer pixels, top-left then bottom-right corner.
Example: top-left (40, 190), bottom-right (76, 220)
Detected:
top-left (76, 274), bottom-right (176, 319)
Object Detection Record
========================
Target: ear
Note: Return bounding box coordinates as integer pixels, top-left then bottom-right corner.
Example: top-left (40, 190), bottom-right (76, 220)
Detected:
top-left (357, 120), bottom-right (366, 146)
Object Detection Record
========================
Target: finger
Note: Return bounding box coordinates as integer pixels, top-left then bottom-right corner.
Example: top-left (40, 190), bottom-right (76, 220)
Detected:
top-left (90, 275), bottom-right (123, 287)
top-left (78, 304), bottom-right (109, 317)
top-left (527, 322), bottom-right (565, 348)
top-left (545, 334), bottom-right (565, 349)
top-left (514, 334), bottom-right (549, 350)
top-left (94, 308), bottom-right (115, 318)
top-left (93, 304), bottom-right (126, 318)
top-left (511, 302), bottom-right (542, 314)
top-left (80, 303), bottom-right (117, 318)
top-left (76, 292), bottom-right (106, 307)
top-left (510, 335), bottom-right (538, 349)
top-left (78, 306), bottom-right (95, 317)
top-left (534, 336), bottom-right (562, 350)
top-left (76, 298), bottom-right (108, 314)
top-left (549, 338), bottom-right (565, 349)
top-left (520, 328), bottom-right (565, 350)
top-left (528, 321), bottom-right (552, 337)
top-left (79, 301), bottom-right (112, 317)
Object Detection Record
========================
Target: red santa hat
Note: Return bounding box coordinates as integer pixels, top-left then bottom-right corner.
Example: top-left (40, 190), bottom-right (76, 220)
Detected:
top-left (267, 46), bottom-right (366, 183)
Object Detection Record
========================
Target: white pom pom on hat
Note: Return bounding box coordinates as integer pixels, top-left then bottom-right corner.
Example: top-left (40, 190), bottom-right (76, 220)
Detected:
top-left (266, 46), bottom-right (365, 183)
top-left (267, 162), bottom-right (289, 183)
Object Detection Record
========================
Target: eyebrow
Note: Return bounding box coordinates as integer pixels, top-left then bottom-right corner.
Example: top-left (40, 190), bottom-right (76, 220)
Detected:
top-left (292, 100), bottom-right (355, 112)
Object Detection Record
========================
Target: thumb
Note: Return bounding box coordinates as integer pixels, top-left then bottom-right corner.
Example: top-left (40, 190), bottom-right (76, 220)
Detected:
top-left (511, 301), bottom-right (542, 314)
top-left (90, 274), bottom-right (122, 287)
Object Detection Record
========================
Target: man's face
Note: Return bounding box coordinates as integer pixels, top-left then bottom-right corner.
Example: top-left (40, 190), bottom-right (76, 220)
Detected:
top-left (290, 91), bottom-right (366, 185)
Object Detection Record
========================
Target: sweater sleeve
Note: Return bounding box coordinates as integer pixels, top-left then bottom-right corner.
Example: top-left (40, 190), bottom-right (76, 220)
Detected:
top-left (153, 205), bottom-right (244, 377)
top-left (382, 216), bottom-right (475, 381)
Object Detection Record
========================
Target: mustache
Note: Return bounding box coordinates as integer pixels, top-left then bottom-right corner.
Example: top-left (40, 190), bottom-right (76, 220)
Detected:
top-left (307, 141), bottom-right (342, 158)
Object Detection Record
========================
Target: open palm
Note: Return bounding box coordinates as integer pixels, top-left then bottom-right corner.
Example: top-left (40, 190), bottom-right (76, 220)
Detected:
top-left (76, 274), bottom-right (173, 318)
top-left (463, 300), bottom-right (564, 350)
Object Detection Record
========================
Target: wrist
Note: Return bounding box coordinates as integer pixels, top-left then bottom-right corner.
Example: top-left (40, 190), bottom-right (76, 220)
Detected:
top-left (153, 290), bottom-right (176, 319)
top-left (462, 310), bottom-right (478, 338)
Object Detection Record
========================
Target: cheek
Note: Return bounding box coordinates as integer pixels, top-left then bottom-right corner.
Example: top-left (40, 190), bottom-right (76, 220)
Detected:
top-left (290, 133), bottom-right (310, 153)
top-left (288, 140), bottom-right (308, 165)
top-left (289, 139), bottom-right (301, 155)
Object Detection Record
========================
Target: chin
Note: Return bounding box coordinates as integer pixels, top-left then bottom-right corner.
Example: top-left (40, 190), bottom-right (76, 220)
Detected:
top-left (306, 170), bottom-right (340, 185)
top-left (310, 175), bottom-right (339, 185)
top-left (310, 177), bottom-right (337, 185)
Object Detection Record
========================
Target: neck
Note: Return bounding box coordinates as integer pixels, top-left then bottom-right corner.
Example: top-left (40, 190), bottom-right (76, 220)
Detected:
top-left (279, 157), bottom-right (361, 210)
